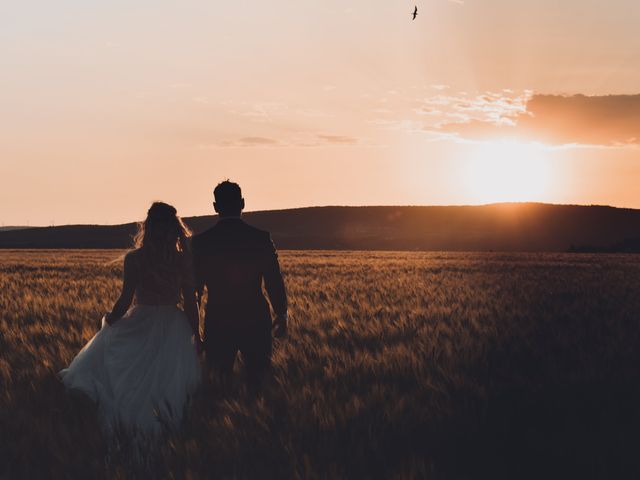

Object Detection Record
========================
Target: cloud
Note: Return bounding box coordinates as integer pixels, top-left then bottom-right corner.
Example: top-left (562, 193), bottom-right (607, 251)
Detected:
top-left (239, 136), bottom-right (279, 146)
top-left (425, 90), bottom-right (531, 124)
top-left (317, 134), bottom-right (357, 145)
top-left (206, 133), bottom-right (360, 148)
top-left (237, 102), bottom-right (288, 122)
top-left (437, 94), bottom-right (640, 146)
top-left (211, 136), bottom-right (281, 147)
top-left (369, 89), bottom-right (529, 137)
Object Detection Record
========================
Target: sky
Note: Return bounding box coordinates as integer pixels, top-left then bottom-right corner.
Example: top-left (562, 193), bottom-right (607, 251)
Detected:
top-left (1, 0), bottom-right (639, 225)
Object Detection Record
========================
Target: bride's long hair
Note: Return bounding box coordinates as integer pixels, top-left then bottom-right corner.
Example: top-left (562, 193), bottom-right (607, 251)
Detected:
top-left (133, 202), bottom-right (191, 275)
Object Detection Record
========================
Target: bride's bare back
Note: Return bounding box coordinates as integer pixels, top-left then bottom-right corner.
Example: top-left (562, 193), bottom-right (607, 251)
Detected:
top-left (104, 202), bottom-right (201, 349)
top-left (108, 249), bottom-right (197, 317)
top-left (131, 248), bottom-right (195, 306)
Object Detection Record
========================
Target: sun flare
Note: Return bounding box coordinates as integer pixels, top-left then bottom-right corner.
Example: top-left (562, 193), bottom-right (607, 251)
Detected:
top-left (461, 141), bottom-right (553, 204)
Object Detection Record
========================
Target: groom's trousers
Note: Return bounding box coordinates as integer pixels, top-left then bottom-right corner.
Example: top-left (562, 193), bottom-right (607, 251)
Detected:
top-left (204, 309), bottom-right (272, 388)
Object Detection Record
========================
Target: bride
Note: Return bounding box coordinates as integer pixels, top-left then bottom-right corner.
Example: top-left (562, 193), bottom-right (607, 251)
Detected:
top-left (59, 202), bottom-right (202, 435)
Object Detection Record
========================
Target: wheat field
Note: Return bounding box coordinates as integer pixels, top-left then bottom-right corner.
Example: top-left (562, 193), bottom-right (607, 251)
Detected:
top-left (1, 250), bottom-right (640, 479)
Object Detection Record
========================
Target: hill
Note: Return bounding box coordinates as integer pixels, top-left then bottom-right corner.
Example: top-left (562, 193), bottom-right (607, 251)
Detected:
top-left (0, 226), bottom-right (29, 232)
top-left (1, 203), bottom-right (640, 251)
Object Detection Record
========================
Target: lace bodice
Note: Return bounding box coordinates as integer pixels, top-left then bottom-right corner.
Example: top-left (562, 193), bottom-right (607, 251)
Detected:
top-left (127, 249), bottom-right (195, 306)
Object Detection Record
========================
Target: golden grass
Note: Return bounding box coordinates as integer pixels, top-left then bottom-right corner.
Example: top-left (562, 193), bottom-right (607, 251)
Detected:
top-left (1, 250), bottom-right (640, 479)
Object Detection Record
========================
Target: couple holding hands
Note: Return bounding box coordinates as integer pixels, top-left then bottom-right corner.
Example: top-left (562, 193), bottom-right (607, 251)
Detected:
top-left (60, 180), bottom-right (288, 434)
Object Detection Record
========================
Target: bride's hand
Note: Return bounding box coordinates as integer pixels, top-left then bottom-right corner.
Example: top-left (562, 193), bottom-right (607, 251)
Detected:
top-left (194, 336), bottom-right (203, 355)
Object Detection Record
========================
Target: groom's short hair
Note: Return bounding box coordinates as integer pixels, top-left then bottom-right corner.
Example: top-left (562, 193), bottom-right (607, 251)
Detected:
top-left (214, 180), bottom-right (243, 214)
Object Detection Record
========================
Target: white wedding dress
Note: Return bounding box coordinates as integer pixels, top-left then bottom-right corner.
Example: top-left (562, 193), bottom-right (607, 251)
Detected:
top-left (59, 252), bottom-right (201, 435)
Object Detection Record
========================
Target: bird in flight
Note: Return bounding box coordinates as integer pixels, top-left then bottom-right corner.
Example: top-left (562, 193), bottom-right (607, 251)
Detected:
top-left (412, 6), bottom-right (418, 20)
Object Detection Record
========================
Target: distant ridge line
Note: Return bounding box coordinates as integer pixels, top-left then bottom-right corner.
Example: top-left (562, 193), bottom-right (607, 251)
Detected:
top-left (1, 203), bottom-right (640, 252)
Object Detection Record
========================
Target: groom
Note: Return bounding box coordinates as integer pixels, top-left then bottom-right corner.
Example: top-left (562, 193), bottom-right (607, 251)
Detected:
top-left (192, 180), bottom-right (288, 390)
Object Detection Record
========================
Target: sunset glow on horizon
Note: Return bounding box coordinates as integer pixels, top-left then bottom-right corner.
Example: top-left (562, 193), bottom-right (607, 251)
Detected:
top-left (460, 141), bottom-right (553, 204)
top-left (1, 0), bottom-right (639, 225)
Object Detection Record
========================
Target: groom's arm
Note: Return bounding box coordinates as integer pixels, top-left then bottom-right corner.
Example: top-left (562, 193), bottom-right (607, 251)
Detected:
top-left (263, 234), bottom-right (287, 336)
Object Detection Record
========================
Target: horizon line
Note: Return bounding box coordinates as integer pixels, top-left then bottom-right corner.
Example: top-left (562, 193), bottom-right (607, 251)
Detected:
top-left (5, 201), bottom-right (637, 230)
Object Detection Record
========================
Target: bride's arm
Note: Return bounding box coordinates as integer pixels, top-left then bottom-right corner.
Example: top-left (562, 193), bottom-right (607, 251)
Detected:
top-left (183, 285), bottom-right (200, 341)
top-left (181, 252), bottom-right (202, 344)
top-left (106, 252), bottom-right (138, 325)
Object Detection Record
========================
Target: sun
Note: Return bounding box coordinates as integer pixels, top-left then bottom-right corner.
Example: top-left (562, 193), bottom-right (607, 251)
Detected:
top-left (461, 141), bottom-right (552, 204)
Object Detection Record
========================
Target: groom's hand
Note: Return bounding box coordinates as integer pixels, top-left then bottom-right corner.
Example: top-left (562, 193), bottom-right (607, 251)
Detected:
top-left (272, 313), bottom-right (288, 339)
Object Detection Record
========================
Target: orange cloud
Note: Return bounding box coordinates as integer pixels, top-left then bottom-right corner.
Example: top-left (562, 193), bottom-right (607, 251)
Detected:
top-left (215, 137), bottom-right (280, 147)
top-left (438, 94), bottom-right (640, 146)
top-left (317, 134), bottom-right (357, 144)
top-left (210, 133), bottom-right (359, 148)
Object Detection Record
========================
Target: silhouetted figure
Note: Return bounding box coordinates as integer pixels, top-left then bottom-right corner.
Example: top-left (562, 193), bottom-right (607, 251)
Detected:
top-left (192, 181), bottom-right (288, 393)
top-left (59, 202), bottom-right (201, 434)
top-left (412, 5), bottom-right (418, 20)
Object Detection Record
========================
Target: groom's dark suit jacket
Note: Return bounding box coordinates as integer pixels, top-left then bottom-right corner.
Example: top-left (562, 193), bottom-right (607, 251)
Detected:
top-left (192, 218), bottom-right (287, 337)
